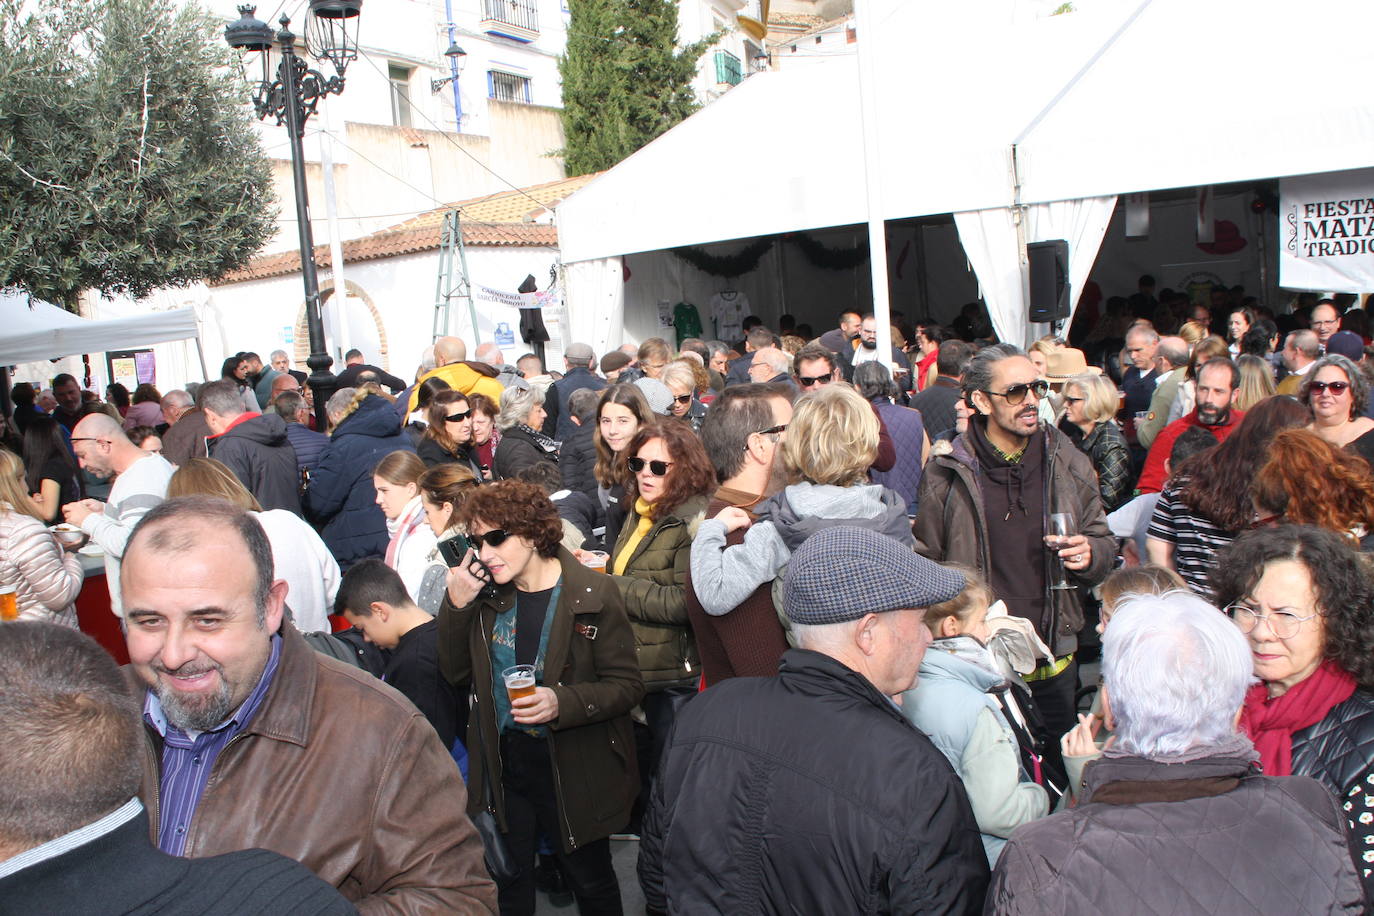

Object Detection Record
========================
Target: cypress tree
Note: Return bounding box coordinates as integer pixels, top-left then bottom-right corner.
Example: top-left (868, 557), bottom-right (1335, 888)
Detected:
top-left (559, 0), bottom-right (720, 176)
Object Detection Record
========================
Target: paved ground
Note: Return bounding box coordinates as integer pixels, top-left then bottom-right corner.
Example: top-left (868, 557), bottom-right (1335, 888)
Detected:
top-left (534, 838), bottom-right (644, 915)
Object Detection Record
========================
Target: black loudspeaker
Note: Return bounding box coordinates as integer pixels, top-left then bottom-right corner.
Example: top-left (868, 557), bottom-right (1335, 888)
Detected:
top-left (1027, 239), bottom-right (1069, 323)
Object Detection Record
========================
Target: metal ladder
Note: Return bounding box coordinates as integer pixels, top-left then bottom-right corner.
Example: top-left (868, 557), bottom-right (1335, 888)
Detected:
top-left (432, 210), bottom-right (482, 343)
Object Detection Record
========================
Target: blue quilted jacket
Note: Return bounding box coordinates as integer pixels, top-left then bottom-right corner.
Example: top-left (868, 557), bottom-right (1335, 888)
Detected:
top-left (304, 395), bottom-right (413, 570)
top-left (869, 398), bottom-right (925, 515)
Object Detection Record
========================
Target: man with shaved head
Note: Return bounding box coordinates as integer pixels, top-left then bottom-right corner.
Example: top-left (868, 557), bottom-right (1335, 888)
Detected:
top-left (406, 335), bottom-right (504, 411)
top-left (61, 413), bottom-right (173, 617)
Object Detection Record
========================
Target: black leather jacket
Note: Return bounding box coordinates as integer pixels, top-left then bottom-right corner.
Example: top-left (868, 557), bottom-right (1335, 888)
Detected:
top-left (1293, 688), bottom-right (1374, 898)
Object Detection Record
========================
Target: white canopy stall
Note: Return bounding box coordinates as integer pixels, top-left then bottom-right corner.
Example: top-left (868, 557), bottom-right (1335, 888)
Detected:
top-left (558, 0), bottom-right (1374, 352)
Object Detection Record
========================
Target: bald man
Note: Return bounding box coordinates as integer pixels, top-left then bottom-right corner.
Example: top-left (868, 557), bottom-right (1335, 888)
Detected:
top-left (406, 336), bottom-right (504, 411)
top-left (61, 414), bottom-right (174, 616)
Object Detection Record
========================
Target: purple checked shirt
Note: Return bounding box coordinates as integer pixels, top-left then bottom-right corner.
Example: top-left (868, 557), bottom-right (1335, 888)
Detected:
top-left (142, 634), bottom-right (282, 856)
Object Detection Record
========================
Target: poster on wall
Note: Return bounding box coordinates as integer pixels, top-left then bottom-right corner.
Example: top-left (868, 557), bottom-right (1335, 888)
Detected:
top-left (1279, 168), bottom-right (1374, 293)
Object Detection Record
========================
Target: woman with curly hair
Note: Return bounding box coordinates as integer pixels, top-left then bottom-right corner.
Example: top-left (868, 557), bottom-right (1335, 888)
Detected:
top-left (592, 384), bottom-right (654, 550)
top-left (1212, 525), bottom-right (1374, 896)
top-left (439, 479), bottom-right (643, 915)
top-left (1252, 428), bottom-right (1374, 550)
top-left (417, 389), bottom-right (482, 478)
top-left (1147, 395), bottom-right (1308, 600)
top-left (1300, 353), bottom-right (1374, 468)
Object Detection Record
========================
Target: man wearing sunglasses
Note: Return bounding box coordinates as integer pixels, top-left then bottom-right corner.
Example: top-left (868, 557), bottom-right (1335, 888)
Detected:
top-left (792, 344), bottom-right (841, 393)
top-left (1136, 358), bottom-right (1244, 495)
top-left (915, 344), bottom-right (1114, 784)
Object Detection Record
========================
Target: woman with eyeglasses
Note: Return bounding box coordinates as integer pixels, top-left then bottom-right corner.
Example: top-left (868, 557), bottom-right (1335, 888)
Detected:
top-left (1057, 372), bottom-right (1131, 513)
top-left (374, 449), bottom-right (438, 601)
top-left (492, 384), bottom-right (559, 482)
top-left (1301, 354), bottom-right (1374, 469)
top-left (439, 479), bottom-right (643, 915)
top-left (608, 420), bottom-right (714, 828)
top-left (1147, 396), bottom-right (1308, 600)
top-left (593, 384), bottom-right (655, 551)
top-left (417, 389), bottom-right (482, 479)
top-left (1212, 525), bottom-right (1374, 897)
top-left (660, 360), bottom-right (707, 432)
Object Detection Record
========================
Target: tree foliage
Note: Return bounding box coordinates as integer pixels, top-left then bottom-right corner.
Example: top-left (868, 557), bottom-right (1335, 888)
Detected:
top-left (0, 0), bottom-right (276, 310)
top-left (558, 0), bottom-right (721, 176)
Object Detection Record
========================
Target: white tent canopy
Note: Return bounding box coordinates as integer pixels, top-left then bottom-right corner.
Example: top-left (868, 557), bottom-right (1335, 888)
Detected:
top-left (558, 0), bottom-right (1374, 349)
top-left (0, 294), bottom-right (202, 365)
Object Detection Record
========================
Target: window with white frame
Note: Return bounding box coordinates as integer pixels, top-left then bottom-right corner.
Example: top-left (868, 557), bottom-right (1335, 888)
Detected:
top-left (488, 70), bottom-right (532, 103)
top-left (389, 63), bottom-right (413, 127)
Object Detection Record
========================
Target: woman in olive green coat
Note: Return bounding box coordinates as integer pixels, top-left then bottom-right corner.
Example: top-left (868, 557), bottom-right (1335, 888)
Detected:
top-left (439, 479), bottom-right (643, 915)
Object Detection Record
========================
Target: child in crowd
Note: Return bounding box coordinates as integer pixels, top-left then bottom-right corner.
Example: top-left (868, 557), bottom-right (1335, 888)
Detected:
top-left (1060, 564), bottom-right (1185, 801)
top-left (901, 567), bottom-right (1049, 865)
top-left (336, 559), bottom-right (463, 757)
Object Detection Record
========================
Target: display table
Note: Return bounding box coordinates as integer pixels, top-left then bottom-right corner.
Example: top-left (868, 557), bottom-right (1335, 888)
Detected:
top-left (75, 552), bottom-right (129, 665)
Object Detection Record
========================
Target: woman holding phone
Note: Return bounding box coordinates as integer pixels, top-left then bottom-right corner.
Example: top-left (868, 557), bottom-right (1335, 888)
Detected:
top-left (439, 479), bottom-right (643, 916)
top-left (412, 463), bottom-right (479, 613)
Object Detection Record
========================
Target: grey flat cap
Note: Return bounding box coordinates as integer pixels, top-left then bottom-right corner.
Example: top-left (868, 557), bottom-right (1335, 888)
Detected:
top-left (565, 342), bottom-right (594, 361)
top-left (783, 526), bottom-right (965, 625)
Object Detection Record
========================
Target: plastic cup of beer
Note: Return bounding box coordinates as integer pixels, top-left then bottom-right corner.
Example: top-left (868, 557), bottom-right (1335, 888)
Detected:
top-left (581, 550), bottom-right (609, 573)
top-left (0, 584), bottom-right (17, 622)
top-left (503, 664), bottom-right (536, 704)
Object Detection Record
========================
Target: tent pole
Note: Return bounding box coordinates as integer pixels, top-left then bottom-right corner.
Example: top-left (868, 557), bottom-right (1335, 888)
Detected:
top-left (193, 335), bottom-right (209, 383)
top-left (853, 0), bottom-right (894, 377)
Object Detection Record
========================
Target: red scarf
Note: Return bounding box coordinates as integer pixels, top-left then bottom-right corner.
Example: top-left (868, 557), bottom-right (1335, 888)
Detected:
top-left (1240, 660), bottom-right (1356, 776)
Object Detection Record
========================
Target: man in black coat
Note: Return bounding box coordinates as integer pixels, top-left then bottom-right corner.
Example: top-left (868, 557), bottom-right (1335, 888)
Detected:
top-left (639, 526), bottom-right (989, 914)
top-left (200, 379), bottom-right (302, 515)
top-left (542, 342), bottom-right (607, 441)
top-left (0, 621), bottom-right (353, 916)
top-left (333, 348), bottom-right (408, 394)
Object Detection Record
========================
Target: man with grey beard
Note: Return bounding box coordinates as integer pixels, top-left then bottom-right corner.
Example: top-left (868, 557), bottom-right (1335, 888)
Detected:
top-left (684, 383), bottom-right (795, 684)
top-left (121, 496), bottom-right (497, 914)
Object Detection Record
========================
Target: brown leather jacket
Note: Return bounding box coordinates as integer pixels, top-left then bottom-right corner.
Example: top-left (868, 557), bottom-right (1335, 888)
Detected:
top-left (438, 549), bottom-right (643, 853)
top-left (134, 625), bottom-right (497, 915)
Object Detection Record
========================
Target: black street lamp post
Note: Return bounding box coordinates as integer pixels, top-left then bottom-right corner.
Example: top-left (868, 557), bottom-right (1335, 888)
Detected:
top-left (225, 1), bottom-right (362, 430)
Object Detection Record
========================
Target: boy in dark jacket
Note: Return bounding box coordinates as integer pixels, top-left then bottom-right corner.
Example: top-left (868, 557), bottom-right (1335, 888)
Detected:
top-left (336, 559), bottom-right (460, 750)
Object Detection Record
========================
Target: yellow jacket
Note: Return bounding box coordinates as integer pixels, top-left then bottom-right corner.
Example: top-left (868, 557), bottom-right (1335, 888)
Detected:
top-left (408, 363), bottom-right (506, 411)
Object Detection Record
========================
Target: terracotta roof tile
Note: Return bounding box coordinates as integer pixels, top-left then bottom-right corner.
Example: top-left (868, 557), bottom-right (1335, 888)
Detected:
top-left (213, 173), bottom-right (598, 286)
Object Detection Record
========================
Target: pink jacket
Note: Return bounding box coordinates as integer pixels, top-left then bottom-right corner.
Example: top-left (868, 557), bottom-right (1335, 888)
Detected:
top-left (0, 508), bottom-right (84, 626)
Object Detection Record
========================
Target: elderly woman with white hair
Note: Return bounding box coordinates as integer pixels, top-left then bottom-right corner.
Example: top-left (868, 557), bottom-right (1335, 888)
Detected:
top-left (492, 383), bottom-right (559, 481)
top-left (987, 589), bottom-right (1364, 913)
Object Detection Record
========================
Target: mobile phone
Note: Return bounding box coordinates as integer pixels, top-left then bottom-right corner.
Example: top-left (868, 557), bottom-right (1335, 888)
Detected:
top-left (437, 534), bottom-right (472, 568)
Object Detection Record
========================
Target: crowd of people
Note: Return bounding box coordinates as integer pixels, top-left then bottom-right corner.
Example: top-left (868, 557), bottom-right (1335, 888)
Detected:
top-left (5, 287), bottom-right (1374, 914)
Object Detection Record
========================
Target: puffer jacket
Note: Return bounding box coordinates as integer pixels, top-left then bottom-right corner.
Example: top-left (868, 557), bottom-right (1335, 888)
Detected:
top-left (901, 637), bottom-right (1048, 864)
top-left (0, 508), bottom-right (83, 627)
top-left (609, 495), bottom-right (707, 689)
top-left (869, 398), bottom-right (926, 515)
top-left (305, 395), bottom-right (413, 569)
top-left (639, 649), bottom-right (989, 914)
top-left (1292, 688), bottom-right (1374, 897)
top-left (913, 425), bottom-right (1114, 655)
top-left (208, 413), bottom-right (302, 515)
top-left (1057, 417), bottom-right (1131, 513)
top-left (986, 752), bottom-right (1365, 914)
top-left (557, 422), bottom-right (599, 502)
top-left (437, 550), bottom-right (643, 853)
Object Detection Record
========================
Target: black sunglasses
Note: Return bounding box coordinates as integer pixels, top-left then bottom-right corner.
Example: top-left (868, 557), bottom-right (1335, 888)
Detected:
top-left (796, 374), bottom-right (832, 387)
top-left (1309, 380), bottom-right (1350, 394)
top-left (469, 529), bottom-right (511, 549)
top-left (445, 410), bottom-right (472, 422)
top-left (627, 456), bottom-right (674, 476)
top-left (672, 393), bottom-right (692, 405)
top-left (984, 379), bottom-right (1050, 406)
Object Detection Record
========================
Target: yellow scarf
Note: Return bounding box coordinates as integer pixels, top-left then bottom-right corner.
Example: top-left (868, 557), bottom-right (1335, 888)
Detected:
top-left (613, 497), bottom-right (656, 576)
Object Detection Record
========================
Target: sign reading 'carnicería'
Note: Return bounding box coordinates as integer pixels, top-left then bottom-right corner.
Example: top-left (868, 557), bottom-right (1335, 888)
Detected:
top-left (1280, 168), bottom-right (1374, 292)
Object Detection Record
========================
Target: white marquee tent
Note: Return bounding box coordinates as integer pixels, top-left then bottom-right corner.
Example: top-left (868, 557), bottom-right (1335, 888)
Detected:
top-left (558, 0), bottom-right (1374, 352)
top-left (0, 294), bottom-right (204, 368)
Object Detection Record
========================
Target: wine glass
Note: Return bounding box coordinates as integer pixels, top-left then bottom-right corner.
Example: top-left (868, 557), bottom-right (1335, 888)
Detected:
top-left (1046, 512), bottom-right (1076, 591)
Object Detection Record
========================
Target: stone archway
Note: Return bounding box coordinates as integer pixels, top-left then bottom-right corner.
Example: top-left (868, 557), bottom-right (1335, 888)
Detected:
top-left (291, 280), bottom-right (390, 371)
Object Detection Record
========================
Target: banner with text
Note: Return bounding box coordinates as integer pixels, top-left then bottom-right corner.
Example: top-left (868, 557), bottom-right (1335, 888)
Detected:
top-left (474, 285), bottom-right (538, 309)
top-left (1280, 168), bottom-right (1374, 293)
